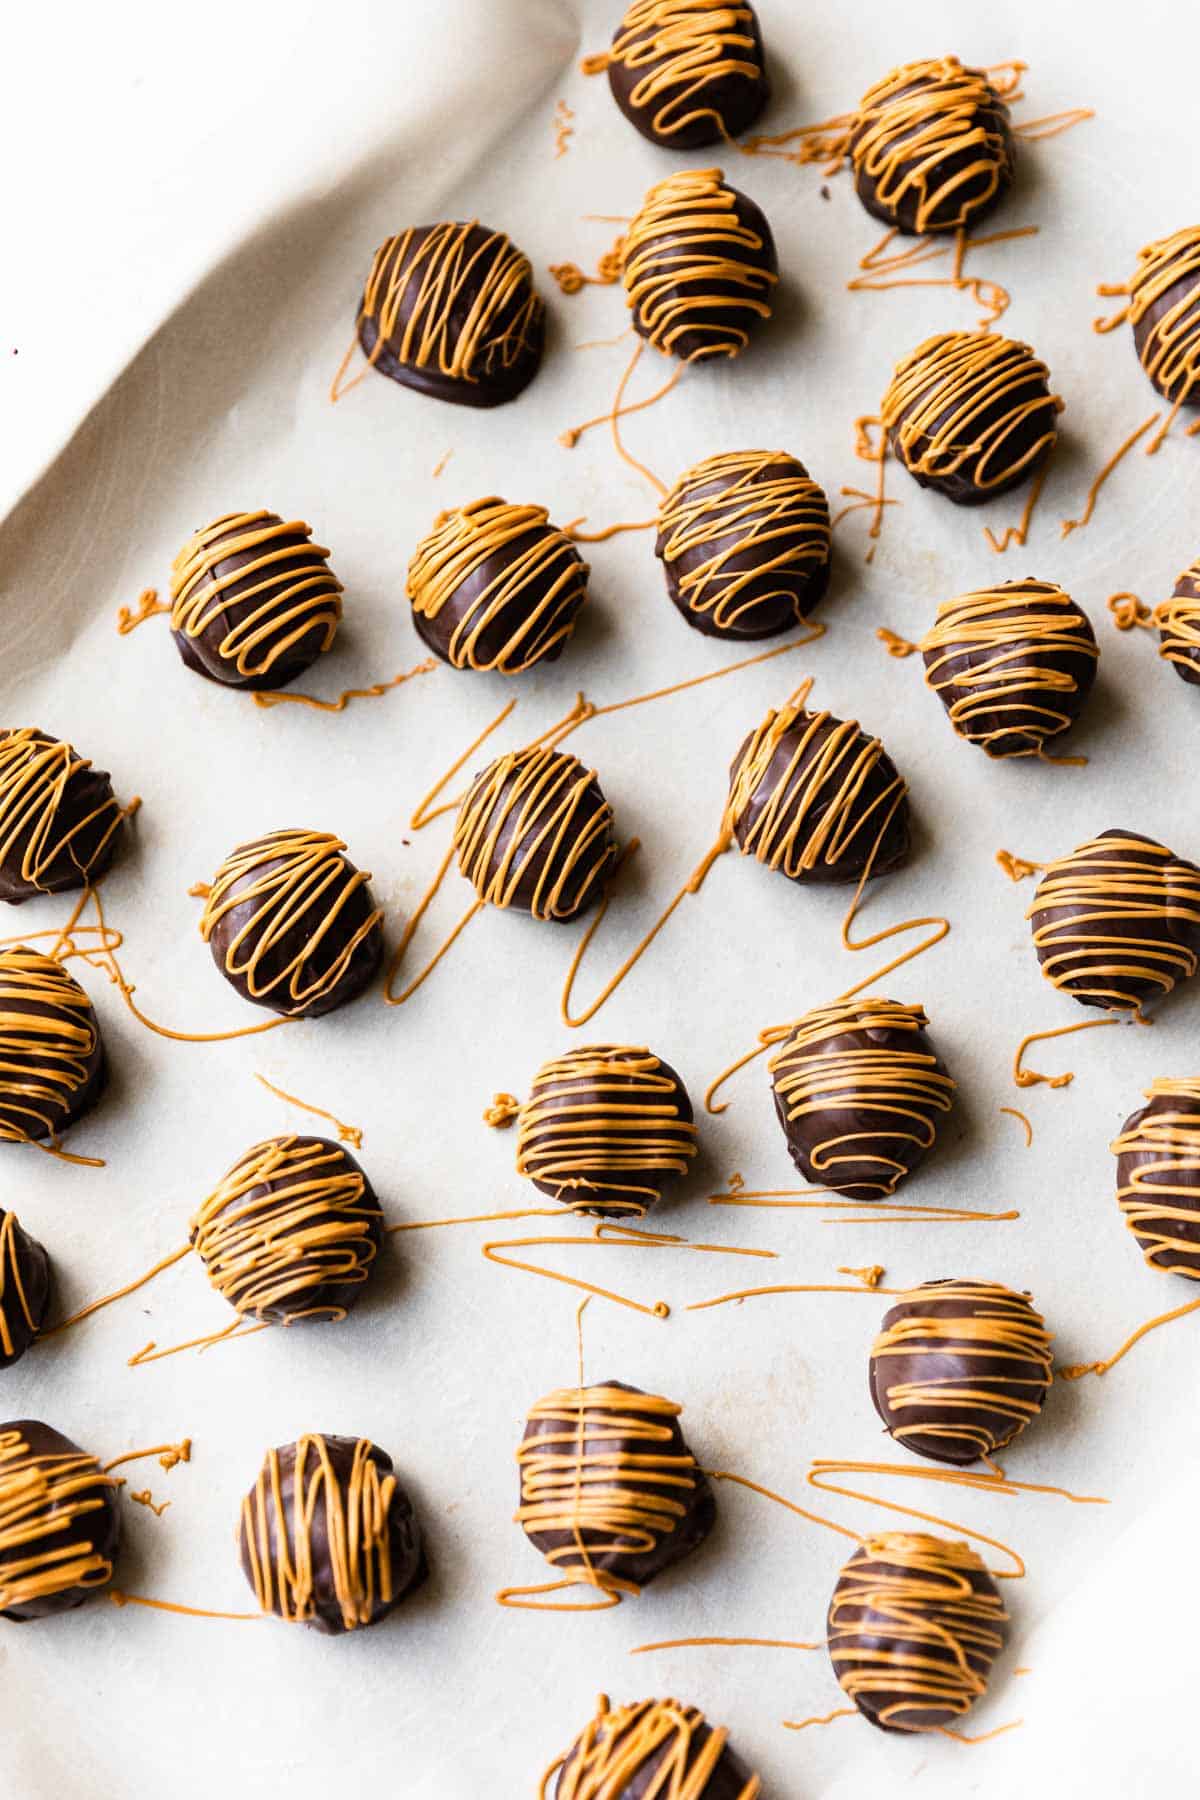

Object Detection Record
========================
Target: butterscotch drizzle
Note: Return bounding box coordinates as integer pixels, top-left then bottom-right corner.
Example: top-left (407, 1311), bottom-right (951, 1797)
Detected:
top-left (0, 729), bottom-right (125, 895)
top-left (543, 1693), bottom-right (760, 1800)
top-left (169, 512), bottom-right (342, 682)
top-left (453, 747), bottom-right (616, 920)
top-left (848, 58), bottom-right (1015, 236)
top-left (0, 1426), bottom-right (120, 1613)
top-left (253, 658), bottom-right (434, 713)
top-left (1097, 226), bottom-right (1200, 405)
top-left (584, 3), bottom-right (763, 145)
top-left (253, 1072), bottom-right (362, 1146)
top-left (0, 945), bottom-right (101, 1148)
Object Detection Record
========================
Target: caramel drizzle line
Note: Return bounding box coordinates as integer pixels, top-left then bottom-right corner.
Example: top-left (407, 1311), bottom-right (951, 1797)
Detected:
top-left (0, 943), bottom-right (104, 1162)
top-left (876, 626), bottom-right (917, 657)
top-left (40, 1242), bottom-right (192, 1339)
top-left (130, 1490), bottom-right (171, 1517)
top-left (1059, 413), bottom-right (1160, 538)
top-left (408, 501), bottom-right (589, 674)
top-left (242, 1434), bottom-right (396, 1630)
top-left (1013, 109), bottom-right (1093, 139)
top-left (116, 589), bottom-right (168, 634)
top-left (706, 1186), bottom-right (1018, 1225)
top-left (560, 335), bottom-right (683, 495)
top-left (169, 511), bottom-right (342, 683)
top-left (0, 1428), bottom-right (121, 1613)
top-left (1013, 1018), bottom-right (1119, 1090)
top-left (581, 2), bottom-right (764, 146)
top-left (632, 1636), bottom-right (821, 1655)
top-left (254, 657), bottom-right (435, 713)
top-left (548, 235), bottom-right (626, 297)
top-left (0, 1212), bottom-right (37, 1357)
top-left (109, 1589), bottom-right (261, 1621)
top-left (848, 225), bottom-right (1039, 332)
top-left (846, 415), bottom-right (889, 562)
top-left (102, 1439), bottom-right (192, 1475)
top-left (1059, 1292), bottom-right (1200, 1381)
top-left (129, 1318), bottom-right (272, 1366)
top-left (497, 1384), bottom-right (703, 1611)
top-left (0, 729), bottom-right (127, 898)
top-left (542, 1693), bottom-right (760, 1800)
top-left (253, 1072), bottom-right (363, 1146)
top-left (981, 459), bottom-right (1051, 555)
top-left (553, 98), bottom-right (574, 159)
top-left (999, 1106), bottom-right (1034, 1147)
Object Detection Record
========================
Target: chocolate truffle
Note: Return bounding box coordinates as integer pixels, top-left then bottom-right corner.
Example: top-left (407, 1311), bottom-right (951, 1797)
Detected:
top-left (622, 168), bottom-right (778, 361)
top-left (1112, 1078), bottom-right (1200, 1277)
top-left (407, 498), bottom-right (588, 674)
top-left (881, 331), bottom-right (1062, 506)
top-left (726, 695), bottom-right (909, 885)
top-left (848, 57), bottom-right (1015, 236)
top-left (1155, 553), bottom-right (1200, 686)
top-left (355, 222), bottom-right (544, 407)
top-left (0, 947), bottom-right (106, 1145)
top-left (0, 1213), bottom-right (51, 1369)
top-left (0, 1421), bottom-right (121, 1620)
top-left (168, 511), bottom-right (342, 691)
top-left (656, 450), bottom-right (831, 639)
top-left (827, 1531), bottom-right (1008, 1733)
top-left (454, 747), bottom-right (618, 921)
top-left (1118, 226), bottom-right (1200, 405)
top-left (769, 998), bottom-right (955, 1198)
top-left (548, 1694), bottom-right (760, 1798)
top-left (510, 1382), bottom-right (714, 1602)
top-left (600, 1), bottom-right (770, 149)
top-left (920, 579), bottom-right (1099, 757)
top-left (1027, 829), bottom-right (1200, 1012)
top-left (238, 1433), bottom-right (425, 1634)
top-left (199, 828), bottom-right (383, 1017)
top-left (190, 1135), bottom-right (384, 1324)
top-left (0, 729), bottom-right (125, 903)
top-left (869, 1279), bottom-right (1053, 1465)
top-left (515, 1046), bottom-right (697, 1218)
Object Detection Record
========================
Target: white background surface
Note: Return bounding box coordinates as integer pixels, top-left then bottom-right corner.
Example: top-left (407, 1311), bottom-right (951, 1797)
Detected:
top-left (3, 2), bottom-right (1200, 1795)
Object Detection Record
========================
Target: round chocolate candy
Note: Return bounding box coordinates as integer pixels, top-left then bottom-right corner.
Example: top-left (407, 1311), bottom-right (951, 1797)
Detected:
top-left (0, 947), bottom-right (106, 1146)
top-left (655, 450), bottom-right (831, 639)
top-left (407, 498), bottom-right (588, 674)
top-left (881, 331), bottom-right (1062, 506)
top-left (0, 729), bottom-right (124, 904)
top-left (622, 168), bottom-right (778, 362)
top-left (1027, 829), bottom-right (1200, 1013)
top-left (827, 1531), bottom-right (1008, 1733)
top-left (168, 511), bottom-right (342, 691)
top-left (1155, 553), bottom-right (1200, 686)
top-left (0, 1213), bottom-right (52, 1369)
top-left (549, 1694), bottom-right (760, 1798)
top-left (355, 221), bottom-right (544, 407)
top-left (238, 1433), bottom-right (425, 1634)
top-left (769, 998), bottom-right (955, 1199)
top-left (869, 1278), bottom-right (1053, 1465)
top-left (454, 747), bottom-right (618, 921)
top-left (514, 1045), bottom-right (697, 1218)
top-left (1112, 1078), bottom-right (1200, 1277)
top-left (919, 578), bottom-right (1099, 758)
top-left (849, 56), bottom-right (1015, 236)
top-left (727, 695), bottom-right (909, 885)
top-left (0, 1421), bottom-right (122, 1620)
top-left (199, 828), bottom-right (383, 1018)
top-left (1121, 226), bottom-right (1200, 405)
top-left (190, 1135), bottom-right (384, 1325)
top-left (602, 1), bottom-right (770, 149)
top-left (511, 1381), bottom-right (714, 1601)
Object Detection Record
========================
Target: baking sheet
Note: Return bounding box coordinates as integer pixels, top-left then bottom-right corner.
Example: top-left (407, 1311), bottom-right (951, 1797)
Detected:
top-left (4, 2), bottom-right (1200, 1794)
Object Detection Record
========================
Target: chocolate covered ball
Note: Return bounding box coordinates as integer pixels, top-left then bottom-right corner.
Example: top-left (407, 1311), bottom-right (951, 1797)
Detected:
top-left (920, 578), bottom-right (1099, 757)
top-left (0, 729), bottom-right (125, 904)
top-left (1112, 1078), bottom-right (1200, 1277)
top-left (1155, 554), bottom-right (1200, 687)
top-left (869, 1279), bottom-right (1053, 1465)
top-left (510, 1381), bottom-right (714, 1601)
top-left (769, 998), bottom-right (955, 1198)
top-left (622, 168), bottom-right (778, 362)
top-left (199, 828), bottom-right (383, 1017)
top-left (1121, 226), bottom-right (1200, 405)
top-left (827, 1531), bottom-right (1008, 1733)
top-left (0, 1421), bottom-right (121, 1620)
top-left (656, 450), bottom-right (831, 639)
top-left (238, 1433), bottom-right (425, 1634)
top-left (549, 1694), bottom-right (760, 1798)
top-left (190, 1135), bottom-right (384, 1325)
top-left (454, 747), bottom-right (618, 921)
top-left (0, 1213), bottom-right (52, 1369)
top-left (1027, 829), bottom-right (1200, 1013)
top-left (355, 221), bottom-right (544, 407)
top-left (407, 498), bottom-right (588, 674)
top-left (881, 331), bottom-right (1062, 505)
top-left (0, 947), bottom-right (106, 1146)
top-left (601, 1), bottom-right (769, 149)
top-left (169, 511), bottom-right (342, 691)
top-left (727, 695), bottom-right (909, 885)
top-left (515, 1045), bottom-right (697, 1218)
top-left (849, 56), bottom-right (1015, 236)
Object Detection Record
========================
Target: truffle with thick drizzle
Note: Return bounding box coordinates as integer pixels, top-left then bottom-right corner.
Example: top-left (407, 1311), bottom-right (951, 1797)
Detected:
top-left (454, 747), bottom-right (618, 921)
top-left (0, 947), bottom-right (106, 1146)
top-left (1155, 553), bottom-right (1200, 687)
top-left (0, 729), bottom-right (125, 904)
top-left (0, 1214), bottom-right (51, 1368)
top-left (546, 1693), bottom-right (761, 1799)
top-left (596, 1), bottom-right (770, 149)
top-left (0, 1421), bottom-right (122, 1620)
top-left (1113, 1078), bottom-right (1200, 1277)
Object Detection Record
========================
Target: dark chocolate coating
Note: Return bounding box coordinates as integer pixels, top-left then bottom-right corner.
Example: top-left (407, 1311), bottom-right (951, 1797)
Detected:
top-left (1115, 1085), bottom-right (1200, 1275)
top-left (627, 182), bottom-right (778, 362)
top-left (0, 950), bottom-right (107, 1144)
top-left (171, 515), bottom-right (340, 691)
top-left (868, 1279), bottom-right (1051, 1465)
top-left (1159, 564), bottom-right (1200, 686)
top-left (0, 1420), bottom-right (121, 1621)
top-left (455, 752), bottom-right (618, 921)
top-left (555, 1698), bottom-right (757, 1799)
top-left (606, 2), bottom-right (769, 149)
top-left (520, 1380), bottom-right (714, 1590)
top-left (237, 1434), bottom-right (425, 1635)
top-left (0, 730), bottom-right (121, 904)
top-left (851, 69), bottom-right (1015, 235)
top-left (729, 711), bottom-right (910, 884)
top-left (0, 1214), bottom-right (52, 1368)
top-left (656, 451), bottom-right (831, 640)
top-left (1133, 257), bottom-right (1200, 405)
top-left (357, 223), bottom-right (544, 408)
